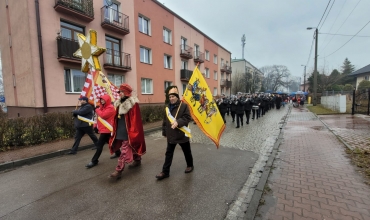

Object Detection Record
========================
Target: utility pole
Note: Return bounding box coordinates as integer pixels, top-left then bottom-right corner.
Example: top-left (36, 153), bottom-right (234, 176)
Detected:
top-left (313, 28), bottom-right (318, 106)
top-left (301, 65), bottom-right (306, 92)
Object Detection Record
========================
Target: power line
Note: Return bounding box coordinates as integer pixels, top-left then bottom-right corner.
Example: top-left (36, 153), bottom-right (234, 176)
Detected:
top-left (319, 33), bottom-right (370, 37)
top-left (321, 19), bottom-right (370, 58)
top-left (321, 0), bottom-right (361, 53)
top-left (319, 0), bottom-right (336, 31)
top-left (317, 0), bottom-right (332, 28)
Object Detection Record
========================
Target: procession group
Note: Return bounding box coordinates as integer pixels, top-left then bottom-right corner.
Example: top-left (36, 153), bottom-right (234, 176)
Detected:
top-left (67, 83), bottom-right (193, 181)
top-left (215, 92), bottom-right (287, 128)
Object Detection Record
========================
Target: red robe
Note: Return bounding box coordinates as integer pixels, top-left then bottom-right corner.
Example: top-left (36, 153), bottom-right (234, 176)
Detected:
top-left (109, 97), bottom-right (146, 156)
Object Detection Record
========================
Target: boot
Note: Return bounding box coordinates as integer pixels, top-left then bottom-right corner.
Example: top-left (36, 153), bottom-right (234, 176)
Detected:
top-left (109, 170), bottom-right (122, 180)
top-left (129, 160), bottom-right (141, 168)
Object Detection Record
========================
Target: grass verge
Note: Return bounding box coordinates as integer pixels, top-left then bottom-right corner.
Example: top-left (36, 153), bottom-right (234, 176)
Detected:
top-left (345, 148), bottom-right (370, 185)
top-left (306, 104), bottom-right (340, 115)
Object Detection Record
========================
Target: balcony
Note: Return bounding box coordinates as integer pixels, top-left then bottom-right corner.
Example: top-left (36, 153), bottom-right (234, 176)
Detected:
top-left (103, 49), bottom-right (131, 71)
top-left (220, 79), bottom-right (232, 88)
top-left (226, 66), bottom-right (232, 74)
top-left (54, 0), bottom-right (94, 22)
top-left (180, 69), bottom-right (193, 81)
top-left (193, 51), bottom-right (204, 64)
top-left (101, 7), bottom-right (129, 35)
top-left (180, 45), bottom-right (193, 59)
top-left (57, 37), bottom-right (81, 64)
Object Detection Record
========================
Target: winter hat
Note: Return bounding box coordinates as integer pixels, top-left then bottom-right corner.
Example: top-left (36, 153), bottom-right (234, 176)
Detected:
top-left (119, 83), bottom-right (132, 97)
top-left (79, 96), bottom-right (89, 102)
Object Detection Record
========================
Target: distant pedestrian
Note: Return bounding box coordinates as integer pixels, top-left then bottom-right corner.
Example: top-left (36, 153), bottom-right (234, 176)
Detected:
top-left (108, 83), bottom-right (146, 179)
top-left (85, 94), bottom-right (115, 168)
top-left (156, 86), bottom-right (194, 180)
top-left (67, 96), bottom-right (98, 155)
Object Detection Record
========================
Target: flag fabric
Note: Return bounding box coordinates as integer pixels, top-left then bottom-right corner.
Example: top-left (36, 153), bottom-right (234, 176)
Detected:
top-left (80, 69), bottom-right (119, 105)
top-left (182, 67), bottom-right (225, 148)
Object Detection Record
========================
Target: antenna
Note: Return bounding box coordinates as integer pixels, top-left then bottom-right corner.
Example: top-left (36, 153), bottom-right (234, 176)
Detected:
top-left (241, 34), bottom-right (246, 59)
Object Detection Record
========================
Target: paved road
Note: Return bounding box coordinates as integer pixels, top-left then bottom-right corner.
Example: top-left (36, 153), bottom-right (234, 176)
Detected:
top-left (0, 107), bottom-right (288, 220)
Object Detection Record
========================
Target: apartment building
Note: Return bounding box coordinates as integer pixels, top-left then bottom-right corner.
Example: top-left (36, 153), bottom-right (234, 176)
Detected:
top-left (231, 59), bottom-right (263, 93)
top-left (0, 0), bottom-right (232, 117)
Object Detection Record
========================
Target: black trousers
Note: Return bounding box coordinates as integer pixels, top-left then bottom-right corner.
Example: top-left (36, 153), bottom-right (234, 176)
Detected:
top-left (162, 141), bottom-right (193, 175)
top-left (236, 113), bottom-right (244, 127)
top-left (71, 126), bottom-right (98, 153)
top-left (231, 111), bottom-right (236, 122)
top-left (220, 112), bottom-right (226, 123)
top-left (244, 110), bottom-right (251, 123)
top-left (91, 133), bottom-right (111, 164)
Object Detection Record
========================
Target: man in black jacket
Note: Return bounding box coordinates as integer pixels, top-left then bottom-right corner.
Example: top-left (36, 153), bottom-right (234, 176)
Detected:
top-left (244, 94), bottom-right (253, 124)
top-left (67, 96), bottom-right (98, 155)
top-left (156, 86), bottom-right (194, 180)
top-left (235, 92), bottom-right (245, 128)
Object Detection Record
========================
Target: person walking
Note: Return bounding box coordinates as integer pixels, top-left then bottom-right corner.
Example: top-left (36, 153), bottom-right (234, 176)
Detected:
top-left (216, 94), bottom-right (228, 123)
top-left (67, 96), bottom-right (98, 155)
top-left (235, 92), bottom-right (245, 128)
top-left (244, 94), bottom-right (253, 124)
top-left (156, 86), bottom-right (194, 180)
top-left (85, 94), bottom-right (115, 168)
top-left (108, 83), bottom-right (146, 179)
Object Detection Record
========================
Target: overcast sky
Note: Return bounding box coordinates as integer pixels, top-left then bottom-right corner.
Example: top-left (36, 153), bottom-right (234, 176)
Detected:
top-left (159, 0), bottom-right (370, 81)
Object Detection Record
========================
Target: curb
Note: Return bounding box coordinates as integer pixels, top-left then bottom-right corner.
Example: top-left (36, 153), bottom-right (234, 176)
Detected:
top-left (244, 106), bottom-right (291, 219)
top-left (0, 126), bottom-right (162, 172)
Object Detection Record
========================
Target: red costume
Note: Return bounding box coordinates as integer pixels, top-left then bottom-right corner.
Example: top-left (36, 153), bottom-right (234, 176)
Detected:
top-left (108, 96), bottom-right (146, 156)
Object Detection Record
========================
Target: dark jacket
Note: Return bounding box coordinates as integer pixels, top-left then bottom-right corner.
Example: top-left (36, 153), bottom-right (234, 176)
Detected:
top-left (162, 100), bottom-right (192, 144)
top-left (244, 98), bottom-right (253, 111)
top-left (217, 98), bottom-right (228, 114)
top-left (72, 103), bottom-right (95, 128)
top-left (235, 98), bottom-right (245, 114)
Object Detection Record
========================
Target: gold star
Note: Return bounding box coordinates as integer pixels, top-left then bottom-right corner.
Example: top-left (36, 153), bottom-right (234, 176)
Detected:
top-left (73, 30), bottom-right (106, 72)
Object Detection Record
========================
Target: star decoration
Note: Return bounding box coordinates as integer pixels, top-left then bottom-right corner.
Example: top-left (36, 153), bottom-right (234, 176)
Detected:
top-left (73, 30), bottom-right (106, 72)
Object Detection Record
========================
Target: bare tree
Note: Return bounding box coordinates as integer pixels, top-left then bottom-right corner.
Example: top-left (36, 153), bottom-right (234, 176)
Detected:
top-left (231, 70), bottom-right (245, 94)
top-left (260, 65), bottom-right (291, 92)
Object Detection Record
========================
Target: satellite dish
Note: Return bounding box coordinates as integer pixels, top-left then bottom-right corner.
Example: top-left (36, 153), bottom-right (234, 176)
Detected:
top-left (105, 0), bottom-right (113, 6)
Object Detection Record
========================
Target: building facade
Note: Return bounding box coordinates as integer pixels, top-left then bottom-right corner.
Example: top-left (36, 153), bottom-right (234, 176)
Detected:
top-left (231, 58), bottom-right (263, 94)
top-left (0, 0), bottom-right (232, 117)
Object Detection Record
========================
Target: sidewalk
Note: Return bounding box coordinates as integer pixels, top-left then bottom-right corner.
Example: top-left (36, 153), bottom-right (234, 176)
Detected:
top-left (0, 121), bottom-right (162, 171)
top-left (255, 106), bottom-right (370, 220)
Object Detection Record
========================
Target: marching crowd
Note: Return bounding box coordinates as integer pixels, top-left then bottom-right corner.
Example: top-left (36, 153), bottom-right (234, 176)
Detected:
top-left (215, 92), bottom-right (288, 128)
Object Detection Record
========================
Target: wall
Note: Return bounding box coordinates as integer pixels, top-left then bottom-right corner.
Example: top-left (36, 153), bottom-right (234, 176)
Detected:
top-left (321, 95), bottom-right (346, 113)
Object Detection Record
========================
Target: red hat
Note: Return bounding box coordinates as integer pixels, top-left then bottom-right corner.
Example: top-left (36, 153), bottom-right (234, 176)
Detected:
top-left (119, 83), bottom-right (132, 97)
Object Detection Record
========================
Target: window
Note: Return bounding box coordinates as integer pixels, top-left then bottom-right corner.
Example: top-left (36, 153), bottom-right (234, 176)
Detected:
top-left (138, 15), bottom-right (150, 35)
top-left (105, 36), bottom-right (121, 66)
top-left (205, 50), bottom-right (209, 60)
top-left (213, 88), bottom-right (218, 96)
top-left (194, 44), bottom-right (199, 57)
top-left (164, 54), bottom-right (172, 69)
top-left (214, 71), bottom-right (218, 80)
top-left (104, 2), bottom-right (119, 22)
top-left (181, 60), bottom-right (188, 70)
top-left (365, 76), bottom-right (369, 81)
top-left (163, 28), bottom-right (172, 44)
top-left (108, 74), bottom-right (125, 86)
top-left (214, 55), bottom-right (218, 64)
top-left (181, 37), bottom-right (187, 50)
top-left (60, 21), bottom-right (84, 41)
top-left (164, 81), bottom-right (172, 92)
top-left (221, 73), bottom-right (225, 80)
top-left (205, 68), bottom-right (210, 78)
top-left (140, 46), bottom-right (151, 64)
top-left (141, 78), bottom-right (153, 94)
top-left (64, 69), bottom-right (86, 93)
top-left (221, 58), bottom-right (224, 66)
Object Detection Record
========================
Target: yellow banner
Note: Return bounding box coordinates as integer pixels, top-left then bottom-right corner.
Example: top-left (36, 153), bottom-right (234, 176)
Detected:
top-left (182, 67), bottom-right (225, 148)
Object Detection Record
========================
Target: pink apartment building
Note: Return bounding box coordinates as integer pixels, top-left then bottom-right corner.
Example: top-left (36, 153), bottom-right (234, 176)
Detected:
top-left (0, 0), bottom-right (232, 118)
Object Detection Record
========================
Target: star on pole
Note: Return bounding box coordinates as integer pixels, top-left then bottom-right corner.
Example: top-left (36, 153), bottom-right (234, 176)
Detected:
top-left (73, 30), bottom-right (106, 72)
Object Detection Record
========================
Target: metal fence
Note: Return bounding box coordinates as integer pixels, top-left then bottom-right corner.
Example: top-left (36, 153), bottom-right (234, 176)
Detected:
top-left (321, 90), bottom-right (353, 97)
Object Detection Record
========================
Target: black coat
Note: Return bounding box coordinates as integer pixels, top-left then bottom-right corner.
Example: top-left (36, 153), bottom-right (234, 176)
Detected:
top-left (244, 99), bottom-right (253, 111)
top-left (217, 98), bottom-right (228, 114)
top-left (235, 99), bottom-right (245, 114)
top-left (72, 103), bottom-right (95, 128)
top-left (162, 100), bottom-right (192, 144)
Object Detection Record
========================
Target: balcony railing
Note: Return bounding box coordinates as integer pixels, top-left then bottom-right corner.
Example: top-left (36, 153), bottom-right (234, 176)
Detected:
top-left (180, 45), bottom-right (193, 59)
top-left (226, 66), bottom-right (232, 73)
top-left (180, 69), bottom-right (193, 81)
top-left (103, 49), bottom-right (131, 71)
top-left (101, 7), bottom-right (129, 35)
top-left (54, 0), bottom-right (94, 22)
top-left (193, 51), bottom-right (204, 63)
top-left (57, 37), bottom-right (81, 63)
top-left (226, 80), bottom-right (232, 88)
top-left (220, 80), bottom-right (226, 87)
top-left (220, 64), bottom-right (232, 73)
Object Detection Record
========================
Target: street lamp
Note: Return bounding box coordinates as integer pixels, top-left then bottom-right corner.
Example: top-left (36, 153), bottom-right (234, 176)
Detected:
top-left (301, 65), bottom-right (306, 92)
top-left (307, 27), bottom-right (318, 106)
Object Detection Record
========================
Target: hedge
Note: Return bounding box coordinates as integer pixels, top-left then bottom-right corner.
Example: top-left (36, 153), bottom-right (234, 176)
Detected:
top-left (0, 105), bottom-right (164, 151)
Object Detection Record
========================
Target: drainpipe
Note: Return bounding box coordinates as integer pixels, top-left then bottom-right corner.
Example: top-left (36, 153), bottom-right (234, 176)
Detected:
top-left (35, 0), bottom-right (48, 113)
